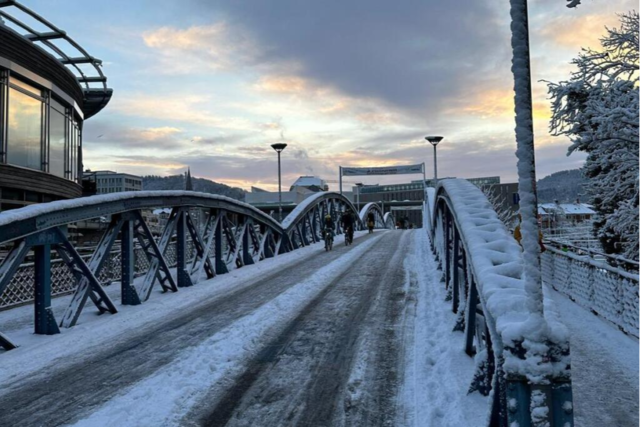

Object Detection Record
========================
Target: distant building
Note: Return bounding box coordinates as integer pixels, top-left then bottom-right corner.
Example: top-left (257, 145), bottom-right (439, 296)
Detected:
top-left (85, 170), bottom-right (143, 194)
top-left (424, 176), bottom-right (501, 187)
top-left (355, 182), bottom-right (424, 228)
top-left (290, 176), bottom-right (328, 192)
top-left (245, 185), bottom-right (316, 210)
top-left (538, 201), bottom-right (596, 228)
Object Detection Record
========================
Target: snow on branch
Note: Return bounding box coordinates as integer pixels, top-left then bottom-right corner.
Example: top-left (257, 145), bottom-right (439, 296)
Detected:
top-left (546, 11), bottom-right (639, 261)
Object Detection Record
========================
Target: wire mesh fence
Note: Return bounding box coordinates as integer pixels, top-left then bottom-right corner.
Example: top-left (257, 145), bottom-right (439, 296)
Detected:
top-left (542, 246), bottom-right (639, 338)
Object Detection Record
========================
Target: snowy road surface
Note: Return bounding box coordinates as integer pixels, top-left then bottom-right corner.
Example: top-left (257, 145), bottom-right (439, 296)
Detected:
top-left (0, 229), bottom-right (487, 427)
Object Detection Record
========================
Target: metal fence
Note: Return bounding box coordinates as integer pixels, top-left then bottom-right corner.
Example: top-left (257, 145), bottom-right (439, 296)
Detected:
top-left (0, 241), bottom-right (194, 309)
top-left (541, 246), bottom-right (639, 338)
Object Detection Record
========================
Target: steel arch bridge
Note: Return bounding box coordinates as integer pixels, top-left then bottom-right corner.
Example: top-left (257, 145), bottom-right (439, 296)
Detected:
top-left (0, 191), bottom-right (394, 350)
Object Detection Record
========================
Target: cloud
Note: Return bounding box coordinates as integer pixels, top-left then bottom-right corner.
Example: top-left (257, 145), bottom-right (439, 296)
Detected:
top-left (142, 22), bottom-right (259, 74)
top-left (254, 75), bottom-right (307, 94)
top-left (194, 0), bottom-right (510, 115)
top-left (109, 93), bottom-right (253, 130)
top-left (540, 13), bottom-right (618, 49)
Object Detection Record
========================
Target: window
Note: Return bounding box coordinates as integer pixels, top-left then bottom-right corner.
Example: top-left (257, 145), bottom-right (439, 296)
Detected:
top-left (7, 85), bottom-right (42, 170)
top-left (49, 108), bottom-right (66, 178)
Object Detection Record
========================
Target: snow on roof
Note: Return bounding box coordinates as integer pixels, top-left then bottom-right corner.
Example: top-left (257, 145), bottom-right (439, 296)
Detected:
top-left (558, 203), bottom-right (595, 215)
top-left (291, 176), bottom-right (325, 187)
top-left (538, 203), bottom-right (595, 215)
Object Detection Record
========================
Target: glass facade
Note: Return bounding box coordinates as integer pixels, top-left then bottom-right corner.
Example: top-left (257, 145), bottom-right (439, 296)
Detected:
top-left (7, 86), bottom-right (42, 170)
top-left (50, 103), bottom-right (66, 178)
top-left (1, 75), bottom-right (82, 181)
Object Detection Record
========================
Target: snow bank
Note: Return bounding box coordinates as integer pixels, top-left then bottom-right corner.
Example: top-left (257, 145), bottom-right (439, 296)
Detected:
top-left (436, 179), bottom-right (569, 381)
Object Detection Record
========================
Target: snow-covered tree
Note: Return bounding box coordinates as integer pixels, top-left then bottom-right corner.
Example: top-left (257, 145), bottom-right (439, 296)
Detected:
top-left (547, 12), bottom-right (639, 261)
top-left (481, 184), bottom-right (516, 227)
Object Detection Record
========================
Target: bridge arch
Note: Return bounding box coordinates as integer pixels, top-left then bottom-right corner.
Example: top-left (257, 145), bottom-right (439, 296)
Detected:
top-left (0, 190), bottom-right (395, 349)
top-left (0, 191), bottom-right (288, 349)
top-left (358, 202), bottom-right (386, 229)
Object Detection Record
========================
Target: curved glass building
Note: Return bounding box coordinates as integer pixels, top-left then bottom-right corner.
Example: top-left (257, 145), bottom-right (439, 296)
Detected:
top-left (0, 1), bottom-right (112, 210)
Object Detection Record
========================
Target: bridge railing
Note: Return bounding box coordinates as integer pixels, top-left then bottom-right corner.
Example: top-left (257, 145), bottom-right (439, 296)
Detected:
top-left (0, 239), bottom-right (197, 309)
top-left (541, 246), bottom-right (639, 338)
top-left (0, 190), bottom-right (394, 350)
top-left (426, 179), bottom-right (573, 427)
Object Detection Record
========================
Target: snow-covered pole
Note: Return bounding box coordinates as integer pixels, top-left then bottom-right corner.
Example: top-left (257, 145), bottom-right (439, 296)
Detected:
top-left (509, 0), bottom-right (544, 316)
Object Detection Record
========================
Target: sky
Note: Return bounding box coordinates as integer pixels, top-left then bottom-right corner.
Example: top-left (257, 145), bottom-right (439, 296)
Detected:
top-left (19, 0), bottom-right (636, 190)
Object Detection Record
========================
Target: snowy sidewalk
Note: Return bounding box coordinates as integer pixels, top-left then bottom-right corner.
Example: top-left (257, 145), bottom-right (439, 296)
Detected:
top-left (546, 287), bottom-right (639, 427)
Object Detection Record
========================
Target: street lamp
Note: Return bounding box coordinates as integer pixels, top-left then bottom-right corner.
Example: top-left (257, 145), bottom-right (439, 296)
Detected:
top-left (425, 136), bottom-right (443, 185)
top-left (271, 142), bottom-right (287, 222)
top-left (355, 182), bottom-right (363, 212)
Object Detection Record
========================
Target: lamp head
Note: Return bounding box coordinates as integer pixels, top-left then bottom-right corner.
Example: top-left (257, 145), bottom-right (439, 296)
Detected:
top-left (425, 136), bottom-right (443, 146)
top-left (271, 142), bottom-right (288, 153)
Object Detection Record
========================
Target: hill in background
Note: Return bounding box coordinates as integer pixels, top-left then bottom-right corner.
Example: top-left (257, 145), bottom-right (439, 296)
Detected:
top-left (142, 175), bottom-right (246, 201)
top-left (537, 169), bottom-right (587, 203)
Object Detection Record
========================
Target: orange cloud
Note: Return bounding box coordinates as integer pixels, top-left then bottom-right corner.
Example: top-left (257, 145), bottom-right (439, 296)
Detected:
top-left (254, 75), bottom-right (308, 94)
top-left (142, 23), bottom-right (257, 73)
top-left (452, 88), bottom-right (551, 121)
top-left (540, 13), bottom-right (619, 50)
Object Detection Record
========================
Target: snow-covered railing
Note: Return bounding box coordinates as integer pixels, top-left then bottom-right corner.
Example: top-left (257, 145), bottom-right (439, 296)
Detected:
top-left (542, 246), bottom-right (639, 338)
top-left (0, 191), bottom-right (289, 350)
top-left (426, 179), bottom-right (573, 427)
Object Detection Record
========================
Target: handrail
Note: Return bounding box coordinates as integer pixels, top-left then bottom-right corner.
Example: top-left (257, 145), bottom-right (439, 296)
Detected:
top-left (426, 179), bottom-right (573, 426)
top-left (545, 239), bottom-right (639, 272)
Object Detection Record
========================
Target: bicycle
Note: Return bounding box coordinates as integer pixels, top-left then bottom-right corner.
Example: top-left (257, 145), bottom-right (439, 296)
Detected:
top-left (324, 228), bottom-right (334, 251)
top-left (344, 226), bottom-right (353, 246)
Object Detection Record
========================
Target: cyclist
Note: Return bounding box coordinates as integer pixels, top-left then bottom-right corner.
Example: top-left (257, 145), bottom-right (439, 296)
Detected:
top-left (323, 213), bottom-right (334, 250)
top-left (367, 212), bottom-right (375, 234)
top-left (341, 210), bottom-right (355, 245)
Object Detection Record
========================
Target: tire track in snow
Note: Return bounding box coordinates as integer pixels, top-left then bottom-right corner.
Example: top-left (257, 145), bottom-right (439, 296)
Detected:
top-left (196, 231), bottom-right (410, 427)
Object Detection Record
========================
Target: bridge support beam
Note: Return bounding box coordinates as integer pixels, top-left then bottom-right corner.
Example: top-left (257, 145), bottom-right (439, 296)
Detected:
top-left (176, 209), bottom-right (193, 288)
top-left (121, 219), bottom-right (141, 306)
top-left (34, 244), bottom-right (60, 335)
top-left (214, 214), bottom-right (229, 275)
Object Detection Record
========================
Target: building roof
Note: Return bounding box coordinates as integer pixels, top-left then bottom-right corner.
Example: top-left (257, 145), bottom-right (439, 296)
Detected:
top-left (291, 176), bottom-right (325, 187)
top-left (0, 1), bottom-right (112, 118)
top-left (539, 203), bottom-right (595, 216)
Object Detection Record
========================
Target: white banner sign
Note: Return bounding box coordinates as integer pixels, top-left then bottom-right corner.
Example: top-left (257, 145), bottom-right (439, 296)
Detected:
top-left (391, 206), bottom-right (424, 211)
top-left (342, 164), bottom-right (424, 176)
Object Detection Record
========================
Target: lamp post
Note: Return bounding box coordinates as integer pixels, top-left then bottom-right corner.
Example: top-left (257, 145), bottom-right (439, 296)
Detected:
top-left (426, 136), bottom-right (443, 186)
top-left (271, 143), bottom-right (287, 222)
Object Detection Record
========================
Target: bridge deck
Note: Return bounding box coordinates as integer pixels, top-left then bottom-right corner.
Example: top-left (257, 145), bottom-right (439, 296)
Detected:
top-left (0, 230), bottom-right (485, 426)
